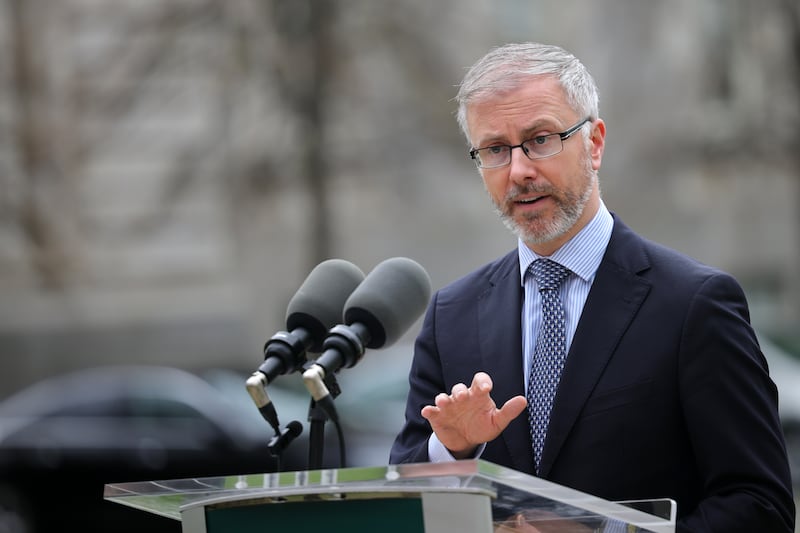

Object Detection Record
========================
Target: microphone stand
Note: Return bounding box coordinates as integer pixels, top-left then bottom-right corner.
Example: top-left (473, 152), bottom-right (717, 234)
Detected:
top-left (306, 400), bottom-right (327, 470)
top-left (305, 365), bottom-right (342, 470)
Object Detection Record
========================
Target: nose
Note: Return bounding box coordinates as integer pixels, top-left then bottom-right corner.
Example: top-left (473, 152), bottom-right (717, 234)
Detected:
top-left (507, 143), bottom-right (539, 185)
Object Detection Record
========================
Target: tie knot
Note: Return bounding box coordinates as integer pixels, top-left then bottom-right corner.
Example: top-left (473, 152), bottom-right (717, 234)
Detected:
top-left (529, 259), bottom-right (571, 291)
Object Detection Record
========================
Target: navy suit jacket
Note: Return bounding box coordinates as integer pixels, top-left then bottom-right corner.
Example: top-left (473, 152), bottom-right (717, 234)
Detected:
top-left (390, 216), bottom-right (795, 532)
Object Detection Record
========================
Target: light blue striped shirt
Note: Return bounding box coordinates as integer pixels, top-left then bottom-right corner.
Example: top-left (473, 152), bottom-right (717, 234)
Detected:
top-left (519, 201), bottom-right (614, 390)
top-left (428, 201), bottom-right (614, 462)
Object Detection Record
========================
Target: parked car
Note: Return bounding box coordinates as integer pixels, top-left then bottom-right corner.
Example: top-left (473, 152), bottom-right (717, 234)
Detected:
top-left (0, 365), bottom-right (305, 533)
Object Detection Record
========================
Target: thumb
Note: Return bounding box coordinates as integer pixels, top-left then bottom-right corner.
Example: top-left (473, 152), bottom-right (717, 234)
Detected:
top-left (495, 395), bottom-right (528, 428)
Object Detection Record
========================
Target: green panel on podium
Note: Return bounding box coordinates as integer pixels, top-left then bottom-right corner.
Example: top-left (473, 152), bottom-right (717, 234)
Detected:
top-left (205, 497), bottom-right (424, 533)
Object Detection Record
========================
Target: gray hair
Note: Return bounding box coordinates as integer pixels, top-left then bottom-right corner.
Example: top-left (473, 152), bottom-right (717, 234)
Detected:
top-left (455, 42), bottom-right (599, 141)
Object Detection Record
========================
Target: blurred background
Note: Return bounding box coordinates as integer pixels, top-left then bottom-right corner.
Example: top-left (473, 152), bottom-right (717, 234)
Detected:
top-left (0, 0), bottom-right (798, 531)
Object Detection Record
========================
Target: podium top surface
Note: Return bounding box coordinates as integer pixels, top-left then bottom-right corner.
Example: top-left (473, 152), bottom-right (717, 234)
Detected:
top-left (104, 459), bottom-right (675, 532)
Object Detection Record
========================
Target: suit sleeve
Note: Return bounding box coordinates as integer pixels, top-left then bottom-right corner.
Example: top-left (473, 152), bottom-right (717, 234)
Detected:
top-left (389, 292), bottom-right (443, 464)
top-left (676, 272), bottom-right (795, 532)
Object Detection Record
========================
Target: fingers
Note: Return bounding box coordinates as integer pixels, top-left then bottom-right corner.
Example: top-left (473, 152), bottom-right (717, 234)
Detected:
top-left (422, 372), bottom-right (498, 422)
top-left (422, 391), bottom-right (526, 428)
top-left (421, 375), bottom-right (481, 422)
top-left (420, 404), bottom-right (437, 420)
top-left (471, 371), bottom-right (493, 394)
top-left (451, 382), bottom-right (469, 400)
top-left (435, 374), bottom-right (492, 406)
top-left (432, 392), bottom-right (451, 412)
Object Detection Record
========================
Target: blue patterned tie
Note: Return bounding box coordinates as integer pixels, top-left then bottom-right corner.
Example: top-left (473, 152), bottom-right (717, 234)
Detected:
top-left (527, 258), bottom-right (572, 474)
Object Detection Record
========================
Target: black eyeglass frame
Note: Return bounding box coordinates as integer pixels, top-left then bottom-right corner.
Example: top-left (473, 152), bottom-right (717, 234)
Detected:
top-left (469, 116), bottom-right (593, 169)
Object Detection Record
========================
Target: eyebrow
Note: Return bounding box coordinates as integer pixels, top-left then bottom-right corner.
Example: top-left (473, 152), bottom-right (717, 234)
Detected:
top-left (519, 120), bottom-right (560, 138)
top-left (476, 120), bottom-right (562, 147)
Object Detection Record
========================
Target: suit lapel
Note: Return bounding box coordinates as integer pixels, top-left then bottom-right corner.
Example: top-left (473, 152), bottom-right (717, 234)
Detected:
top-left (538, 219), bottom-right (652, 477)
top-left (477, 253), bottom-right (536, 474)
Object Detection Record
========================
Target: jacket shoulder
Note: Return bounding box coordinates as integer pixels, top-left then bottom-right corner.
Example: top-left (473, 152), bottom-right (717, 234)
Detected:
top-left (435, 249), bottom-right (519, 304)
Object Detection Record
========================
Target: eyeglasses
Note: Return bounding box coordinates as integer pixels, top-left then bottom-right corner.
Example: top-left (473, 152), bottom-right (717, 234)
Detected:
top-left (469, 117), bottom-right (592, 169)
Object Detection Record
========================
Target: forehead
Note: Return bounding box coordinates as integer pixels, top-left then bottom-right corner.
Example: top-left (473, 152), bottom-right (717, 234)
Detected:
top-left (465, 76), bottom-right (572, 144)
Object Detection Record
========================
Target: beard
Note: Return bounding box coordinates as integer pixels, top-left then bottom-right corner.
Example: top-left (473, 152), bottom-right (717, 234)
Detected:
top-left (491, 155), bottom-right (596, 246)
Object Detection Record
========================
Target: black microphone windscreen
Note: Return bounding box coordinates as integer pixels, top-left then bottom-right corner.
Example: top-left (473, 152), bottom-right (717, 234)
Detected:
top-left (286, 420), bottom-right (303, 437)
top-left (286, 259), bottom-right (365, 352)
top-left (343, 257), bottom-right (431, 349)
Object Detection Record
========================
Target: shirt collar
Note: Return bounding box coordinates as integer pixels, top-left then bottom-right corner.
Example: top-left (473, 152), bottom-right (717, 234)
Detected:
top-left (518, 200), bottom-right (614, 285)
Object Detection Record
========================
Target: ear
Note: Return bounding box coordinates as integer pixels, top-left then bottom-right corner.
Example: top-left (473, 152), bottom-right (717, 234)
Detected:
top-left (589, 118), bottom-right (606, 171)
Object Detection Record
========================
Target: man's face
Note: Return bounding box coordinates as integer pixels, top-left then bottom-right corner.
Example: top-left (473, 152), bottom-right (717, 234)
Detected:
top-left (466, 76), bottom-right (606, 256)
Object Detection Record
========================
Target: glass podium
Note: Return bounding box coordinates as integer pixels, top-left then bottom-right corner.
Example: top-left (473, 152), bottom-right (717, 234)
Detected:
top-left (104, 459), bottom-right (676, 532)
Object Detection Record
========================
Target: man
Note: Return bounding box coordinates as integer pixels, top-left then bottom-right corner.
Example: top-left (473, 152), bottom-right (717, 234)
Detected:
top-left (389, 42), bottom-right (795, 532)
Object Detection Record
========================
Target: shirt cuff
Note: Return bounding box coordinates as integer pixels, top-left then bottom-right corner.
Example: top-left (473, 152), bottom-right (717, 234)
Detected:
top-left (427, 433), bottom-right (487, 462)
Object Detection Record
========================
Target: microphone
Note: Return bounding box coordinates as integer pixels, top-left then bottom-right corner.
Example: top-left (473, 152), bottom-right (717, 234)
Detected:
top-left (267, 420), bottom-right (304, 457)
top-left (303, 257), bottom-right (432, 404)
top-left (246, 259), bottom-right (365, 430)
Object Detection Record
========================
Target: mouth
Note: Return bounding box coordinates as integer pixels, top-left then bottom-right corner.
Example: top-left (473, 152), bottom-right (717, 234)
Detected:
top-left (515, 194), bottom-right (548, 206)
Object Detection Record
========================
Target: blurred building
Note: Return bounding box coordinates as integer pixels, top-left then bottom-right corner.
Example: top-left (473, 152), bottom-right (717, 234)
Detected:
top-left (0, 0), bottom-right (797, 399)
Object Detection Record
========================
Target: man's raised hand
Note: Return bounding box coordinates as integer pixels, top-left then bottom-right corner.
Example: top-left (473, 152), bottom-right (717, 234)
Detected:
top-left (421, 371), bottom-right (527, 458)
